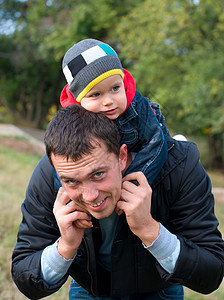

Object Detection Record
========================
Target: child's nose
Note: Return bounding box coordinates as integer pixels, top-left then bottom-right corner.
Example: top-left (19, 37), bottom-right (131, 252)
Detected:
top-left (102, 96), bottom-right (113, 106)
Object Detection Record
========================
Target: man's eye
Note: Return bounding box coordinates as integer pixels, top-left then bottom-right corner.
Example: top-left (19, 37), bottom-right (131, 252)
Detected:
top-left (65, 180), bottom-right (77, 185)
top-left (94, 172), bottom-right (103, 178)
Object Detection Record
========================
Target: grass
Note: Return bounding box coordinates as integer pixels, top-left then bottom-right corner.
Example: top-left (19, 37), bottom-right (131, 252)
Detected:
top-left (0, 136), bottom-right (223, 299)
top-left (0, 136), bottom-right (70, 300)
top-left (207, 170), bottom-right (224, 188)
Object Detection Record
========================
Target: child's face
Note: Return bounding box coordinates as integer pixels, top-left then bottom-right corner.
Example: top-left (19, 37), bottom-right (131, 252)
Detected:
top-left (80, 75), bottom-right (127, 120)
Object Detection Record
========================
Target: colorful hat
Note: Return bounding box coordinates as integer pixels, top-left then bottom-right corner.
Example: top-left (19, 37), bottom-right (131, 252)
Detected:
top-left (60, 69), bottom-right (136, 111)
top-left (62, 39), bottom-right (124, 102)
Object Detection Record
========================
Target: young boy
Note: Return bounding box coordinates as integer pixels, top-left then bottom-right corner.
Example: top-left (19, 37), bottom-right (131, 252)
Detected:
top-left (60, 38), bottom-right (169, 184)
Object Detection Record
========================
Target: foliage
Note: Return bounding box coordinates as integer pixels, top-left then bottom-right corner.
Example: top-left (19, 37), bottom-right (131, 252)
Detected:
top-left (0, 0), bottom-right (141, 127)
top-left (115, 0), bottom-right (224, 167)
top-left (0, 0), bottom-right (224, 167)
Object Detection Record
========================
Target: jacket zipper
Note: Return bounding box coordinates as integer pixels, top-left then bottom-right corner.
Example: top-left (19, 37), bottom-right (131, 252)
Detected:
top-left (168, 143), bottom-right (175, 151)
top-left (83, 236), bottom-right (96, 296)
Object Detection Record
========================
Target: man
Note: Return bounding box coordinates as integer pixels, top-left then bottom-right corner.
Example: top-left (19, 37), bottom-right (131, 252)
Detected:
top-left (12, 105), bottom-right (224, 299)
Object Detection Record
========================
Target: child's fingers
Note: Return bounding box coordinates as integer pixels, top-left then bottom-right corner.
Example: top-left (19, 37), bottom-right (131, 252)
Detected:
top-left (123, 172), bottom-right (149, 188)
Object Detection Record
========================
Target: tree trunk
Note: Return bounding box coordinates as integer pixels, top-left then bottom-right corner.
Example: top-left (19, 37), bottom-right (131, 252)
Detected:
top-left (20, 86), bottom-right (27, 119)
top-left (207, 133), bottom-right (224, 170)
top-left (0, 95), bottom-right (17, 123)
top-left (34, 80), bottom-right (45, 127)
top-left (26, 96), bottom-right (35, 124)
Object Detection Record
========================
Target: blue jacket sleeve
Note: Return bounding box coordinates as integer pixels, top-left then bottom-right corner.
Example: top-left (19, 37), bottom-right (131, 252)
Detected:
top-left (117, 92), bottom-right (168, 184)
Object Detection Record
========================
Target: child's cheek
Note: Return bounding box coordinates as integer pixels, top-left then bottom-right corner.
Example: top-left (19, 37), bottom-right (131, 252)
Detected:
top-left (80, 99), bottom-right (100, 113)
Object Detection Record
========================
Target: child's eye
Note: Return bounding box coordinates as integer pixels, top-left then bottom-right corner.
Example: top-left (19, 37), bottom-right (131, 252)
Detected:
top-left (91, 92), bottom-right (100, 98)
top-left (112, 86), bottom-right (119, 92)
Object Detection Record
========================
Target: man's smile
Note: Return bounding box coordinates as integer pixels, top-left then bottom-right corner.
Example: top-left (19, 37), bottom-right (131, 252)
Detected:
top-left (86, 198), bottom-right (107, 211)
top-left (90, 199), bottom-right (105, 207)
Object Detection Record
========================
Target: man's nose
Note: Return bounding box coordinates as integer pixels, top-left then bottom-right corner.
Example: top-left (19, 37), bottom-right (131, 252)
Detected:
top-left (81, 185), bottom-right (99, 202)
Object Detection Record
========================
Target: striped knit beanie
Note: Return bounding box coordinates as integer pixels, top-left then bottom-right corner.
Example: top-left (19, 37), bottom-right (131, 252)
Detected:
top-left (62, 39), bottom-right (124, 102)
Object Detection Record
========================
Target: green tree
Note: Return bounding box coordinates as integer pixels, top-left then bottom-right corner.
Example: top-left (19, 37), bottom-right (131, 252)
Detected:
top-left (1, 0), bottom-right (223, 168)
top-left (0, 0), bottom-right (141, 127)
top-left (116, 0), bottom-right (224, 168)
top-left (0, 0), bottom-right (64, 127)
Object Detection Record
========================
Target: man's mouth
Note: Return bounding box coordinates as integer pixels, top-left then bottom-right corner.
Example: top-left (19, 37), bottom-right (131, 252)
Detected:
top-left (91, 199), bottom-right (105, 207)
top-left (87, 198), bottom-right (107, 210)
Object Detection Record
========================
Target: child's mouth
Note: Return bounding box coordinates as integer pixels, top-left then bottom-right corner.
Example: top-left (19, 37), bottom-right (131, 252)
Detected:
top-left (104, 108), bottom-right (117, 115)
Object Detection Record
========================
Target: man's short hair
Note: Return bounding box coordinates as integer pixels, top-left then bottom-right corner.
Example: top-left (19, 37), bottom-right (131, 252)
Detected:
top-left (44, 104), bottom-right (121, 165)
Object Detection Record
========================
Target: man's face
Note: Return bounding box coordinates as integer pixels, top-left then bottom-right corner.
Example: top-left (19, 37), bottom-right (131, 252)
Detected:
top-left (51, 141), bottom-right (127, 219)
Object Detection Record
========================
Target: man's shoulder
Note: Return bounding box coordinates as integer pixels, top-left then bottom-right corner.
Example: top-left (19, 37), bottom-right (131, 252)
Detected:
top-left (153, 137), bottom-right (200, 187)
top-left (28, 154), bottom-right (54, 190)
top-left (24, 154), bottom-right (56, 212)
top-left (32, 154), bottom-right (52, 175)
top-left (167, 137), bottom-right (199, 159)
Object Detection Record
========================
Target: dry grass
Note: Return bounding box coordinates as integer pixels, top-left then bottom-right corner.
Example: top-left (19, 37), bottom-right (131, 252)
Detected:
top-left (0, 137), bottom-right (70, 299)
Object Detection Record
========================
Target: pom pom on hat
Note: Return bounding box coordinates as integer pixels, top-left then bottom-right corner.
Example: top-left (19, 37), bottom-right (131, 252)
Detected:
top-left (62, 39), bottom-right (124, 102)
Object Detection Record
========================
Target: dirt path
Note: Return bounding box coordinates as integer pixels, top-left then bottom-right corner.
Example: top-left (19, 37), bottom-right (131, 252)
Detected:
top-left (0, 123), bottom-right (45, 155)
top-left (213, 188), bottom-right (224, 204)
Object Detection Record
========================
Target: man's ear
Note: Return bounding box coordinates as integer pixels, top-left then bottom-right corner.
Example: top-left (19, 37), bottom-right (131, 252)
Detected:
top-left (119, 144), bottom-right (128, 172)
